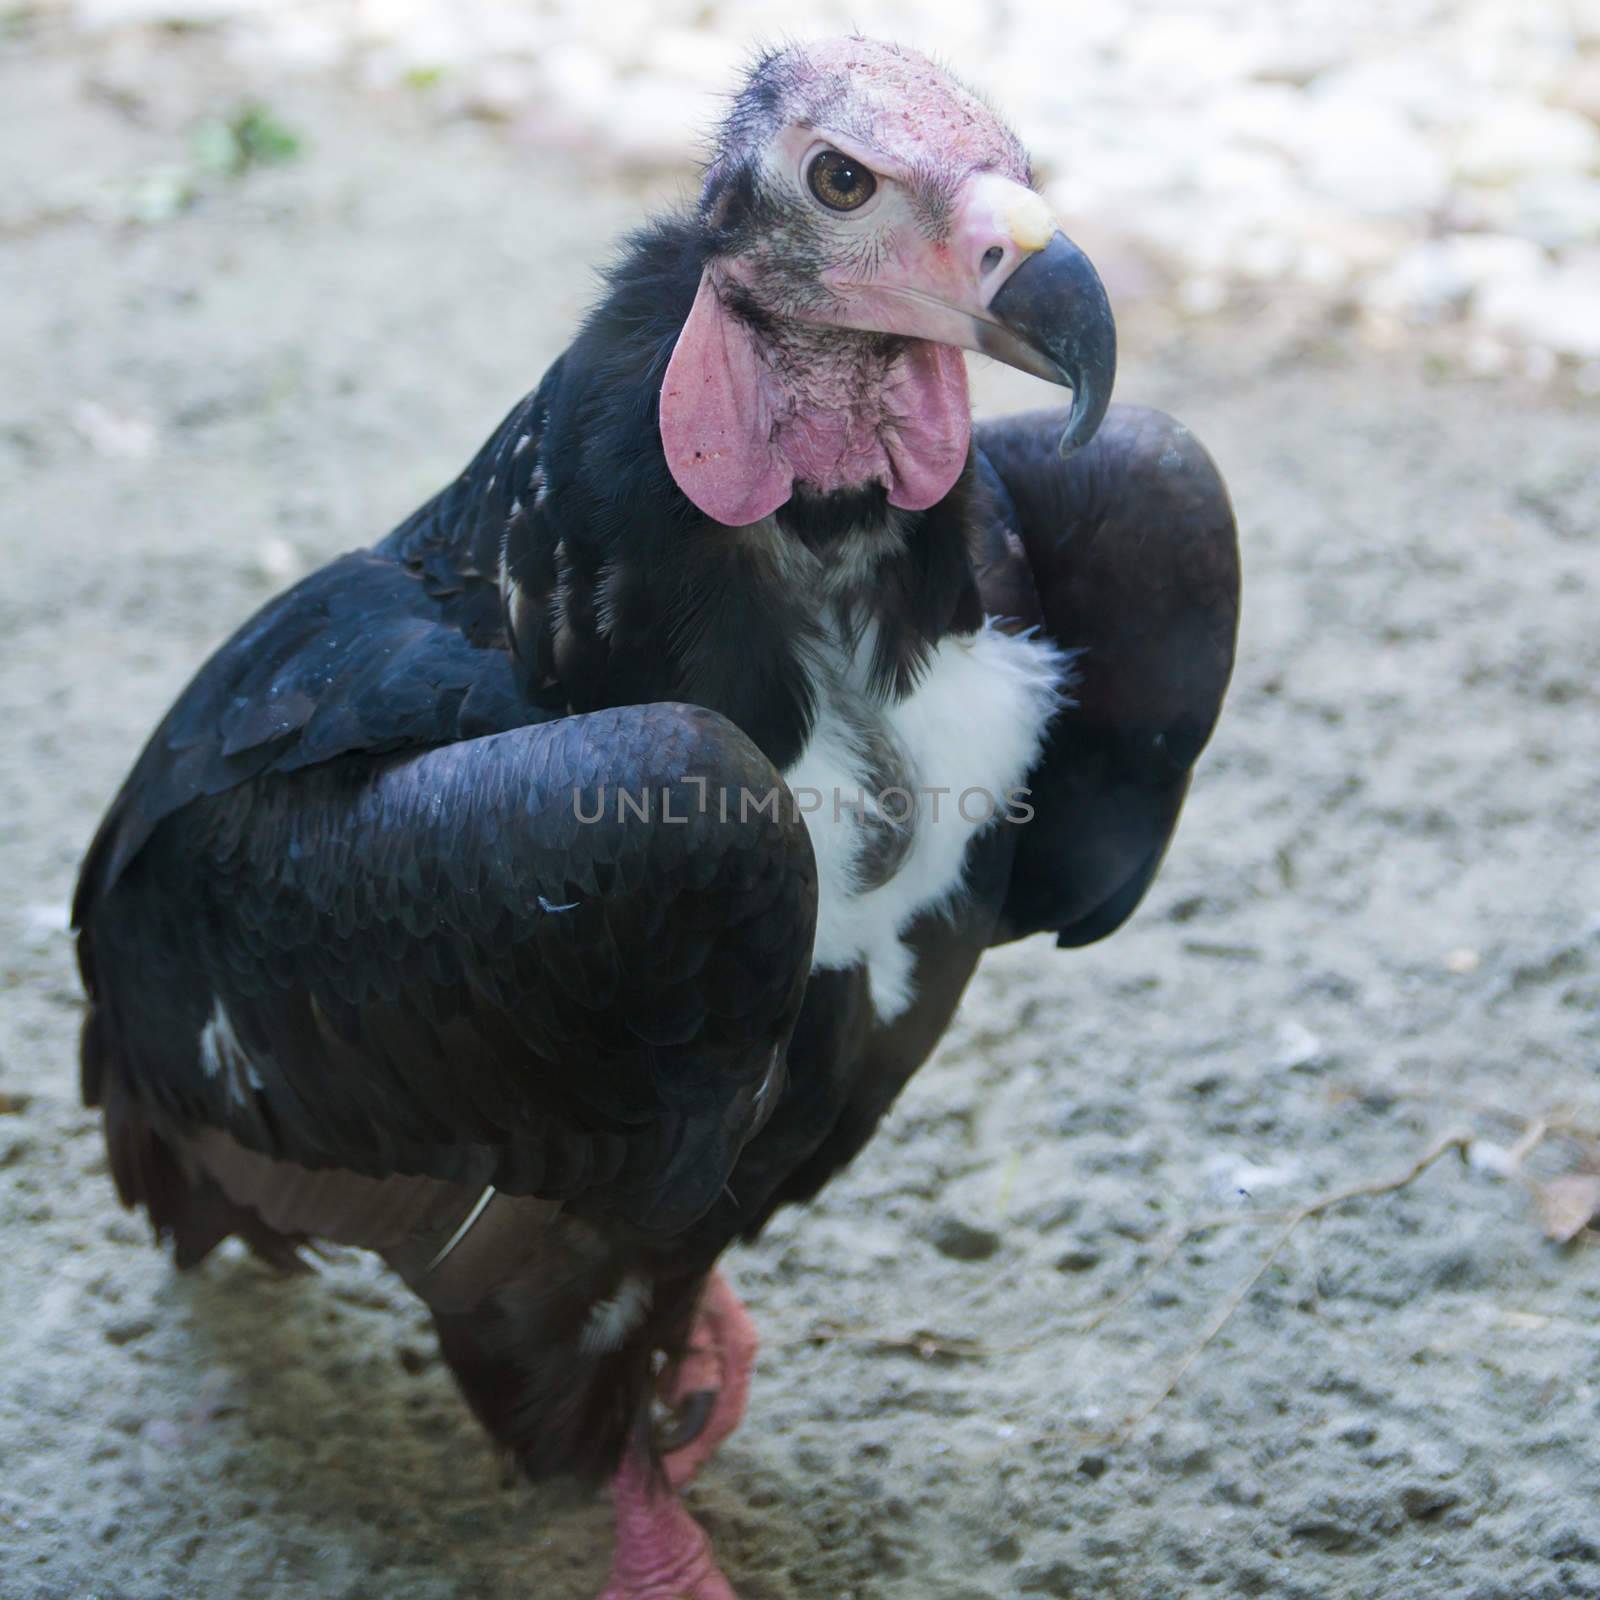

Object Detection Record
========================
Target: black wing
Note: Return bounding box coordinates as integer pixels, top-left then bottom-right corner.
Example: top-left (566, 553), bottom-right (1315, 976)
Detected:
top-left (976, 404), bottom-right (1240, 946)
top-left (76, 440), bottom-right (817, 1238)
top-left (75, 548), bottom-right (539, 909)
top-left (80, 703), bottom-right (816, 1236)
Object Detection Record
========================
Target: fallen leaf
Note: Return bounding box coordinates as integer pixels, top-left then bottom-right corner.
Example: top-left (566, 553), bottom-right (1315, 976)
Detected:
top-left (1533, 1174), bottom-right (1600, 1242)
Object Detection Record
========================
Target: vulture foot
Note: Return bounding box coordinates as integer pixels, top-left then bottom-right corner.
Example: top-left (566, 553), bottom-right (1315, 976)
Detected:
top-left (656, 1271), bottom-right (758, 1489)
top-left (655, 1388), bottom-right (717, 1456)
top-left (601, 1451), bottom-right (737, 1600)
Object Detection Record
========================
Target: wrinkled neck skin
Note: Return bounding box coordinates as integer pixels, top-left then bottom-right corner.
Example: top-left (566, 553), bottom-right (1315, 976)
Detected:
top-left (730, 292), bottom-right (901, 496)
top-left (709, 257), bottom-right (972, 513)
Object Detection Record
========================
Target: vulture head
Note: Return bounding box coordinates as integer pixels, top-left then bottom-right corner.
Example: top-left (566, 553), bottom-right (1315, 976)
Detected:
top-left (661, 37), bottom-right (1117, 526)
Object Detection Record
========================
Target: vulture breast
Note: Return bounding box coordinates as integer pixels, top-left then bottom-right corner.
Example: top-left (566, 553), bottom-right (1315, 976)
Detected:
top-left (784, 619), bottom-right (1067, 1018)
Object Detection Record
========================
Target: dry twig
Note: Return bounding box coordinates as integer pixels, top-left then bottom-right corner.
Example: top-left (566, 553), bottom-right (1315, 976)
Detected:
top-left (778, 1097), bottom-right (1600, 1448)
top-left (783, 1127), bottom-right (1482, 1442)
top-left (1102, 1126), bottom-right (1474, 1442)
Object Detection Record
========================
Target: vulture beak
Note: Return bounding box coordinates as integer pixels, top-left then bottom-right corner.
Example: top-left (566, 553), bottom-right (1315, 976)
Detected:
top-left (817, 173), bottom-right (1118, 457)
top-left (979, 226), bottom-right (1118, 457)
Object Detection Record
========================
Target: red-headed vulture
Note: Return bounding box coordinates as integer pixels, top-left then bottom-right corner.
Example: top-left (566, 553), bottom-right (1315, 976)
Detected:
top-left (74, 36), bottom-right (1239, 1599)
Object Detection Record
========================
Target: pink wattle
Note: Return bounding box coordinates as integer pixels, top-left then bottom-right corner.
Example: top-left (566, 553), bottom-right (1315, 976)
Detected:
top-left (660, 267), bottom-right (971, 527)
top-left (880, 338), bottom-right (972, 510)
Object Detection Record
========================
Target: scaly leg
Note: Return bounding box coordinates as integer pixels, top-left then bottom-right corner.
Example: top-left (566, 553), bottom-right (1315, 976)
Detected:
top-left (598, 1449), bottom-right (737, 1600)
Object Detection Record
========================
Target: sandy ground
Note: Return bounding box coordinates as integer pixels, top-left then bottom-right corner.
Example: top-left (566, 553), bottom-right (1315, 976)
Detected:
top-left (41, 0), bottom-right (1600, 370)
top-left (3, 26), bottom-right (1600, 1600)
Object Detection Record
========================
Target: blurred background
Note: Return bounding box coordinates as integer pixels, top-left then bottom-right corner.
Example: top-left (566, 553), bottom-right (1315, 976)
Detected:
top-left (11, 0), bottom-right (1600, 377)
top-left (2, 6), bottom-right (1599, 1600)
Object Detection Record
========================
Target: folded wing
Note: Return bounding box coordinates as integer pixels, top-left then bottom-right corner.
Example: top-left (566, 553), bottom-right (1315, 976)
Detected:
top-left (975, 404), bottom-right (1240, 947)
top-left (76, 546), bottom-right (817, 1239)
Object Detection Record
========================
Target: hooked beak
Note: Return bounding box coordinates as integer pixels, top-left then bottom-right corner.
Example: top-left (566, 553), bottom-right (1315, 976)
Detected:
top-left (811, 173), bottom-right (1117, 457)
top-left (979, 230), bottom-right (1117, 456)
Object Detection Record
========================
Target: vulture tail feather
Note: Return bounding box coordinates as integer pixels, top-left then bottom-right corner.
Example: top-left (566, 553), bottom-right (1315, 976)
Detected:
top-left (91, 1039), bottom-right (310, 1274)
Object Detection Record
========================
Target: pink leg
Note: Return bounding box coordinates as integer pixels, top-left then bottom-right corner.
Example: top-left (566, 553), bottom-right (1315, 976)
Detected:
top-left (657, 1271), bottom-right (758, 1489)
top-left (598, 1451), bottom-right (736, 1600)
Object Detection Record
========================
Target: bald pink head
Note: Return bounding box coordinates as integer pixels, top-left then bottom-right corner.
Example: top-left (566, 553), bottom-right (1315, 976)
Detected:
top-left (660, 37), bottom-right (1115, 526)
top-left (710, 37), bottom-right (1030, 196)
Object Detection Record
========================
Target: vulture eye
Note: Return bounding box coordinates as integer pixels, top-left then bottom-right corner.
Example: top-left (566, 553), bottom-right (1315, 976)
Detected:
top-left (807, 149), bottom-right (877, 212)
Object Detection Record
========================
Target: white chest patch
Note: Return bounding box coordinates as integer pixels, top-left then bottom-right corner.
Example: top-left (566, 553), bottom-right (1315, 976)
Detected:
top-left (782, 621), bottom-right (1068, 1020)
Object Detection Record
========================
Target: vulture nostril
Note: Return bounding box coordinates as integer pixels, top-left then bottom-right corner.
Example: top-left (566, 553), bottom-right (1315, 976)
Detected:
top-left (981, 245), bottom-right (1005, 277)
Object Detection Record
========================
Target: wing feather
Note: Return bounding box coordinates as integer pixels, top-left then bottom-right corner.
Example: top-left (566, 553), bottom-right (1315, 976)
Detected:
top-left (81, 704), bottom-right (815, 1234)
top-left (975, 404), bottom-right (1240, 946)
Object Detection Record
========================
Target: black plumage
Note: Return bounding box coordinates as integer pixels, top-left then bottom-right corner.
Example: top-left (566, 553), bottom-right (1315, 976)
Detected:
top-left (73, 37), bottom-right (1240, 1596)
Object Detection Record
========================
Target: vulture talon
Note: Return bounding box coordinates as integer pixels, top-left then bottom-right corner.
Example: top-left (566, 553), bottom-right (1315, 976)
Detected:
top-left (655, 1273), bottom-right (758, 1490)
top-left (655, 1389), bottom-right (717, 1457)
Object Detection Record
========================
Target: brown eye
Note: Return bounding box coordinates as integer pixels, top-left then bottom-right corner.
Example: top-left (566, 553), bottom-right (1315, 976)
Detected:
top-left (807, 149), bottom-right (877, 212)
